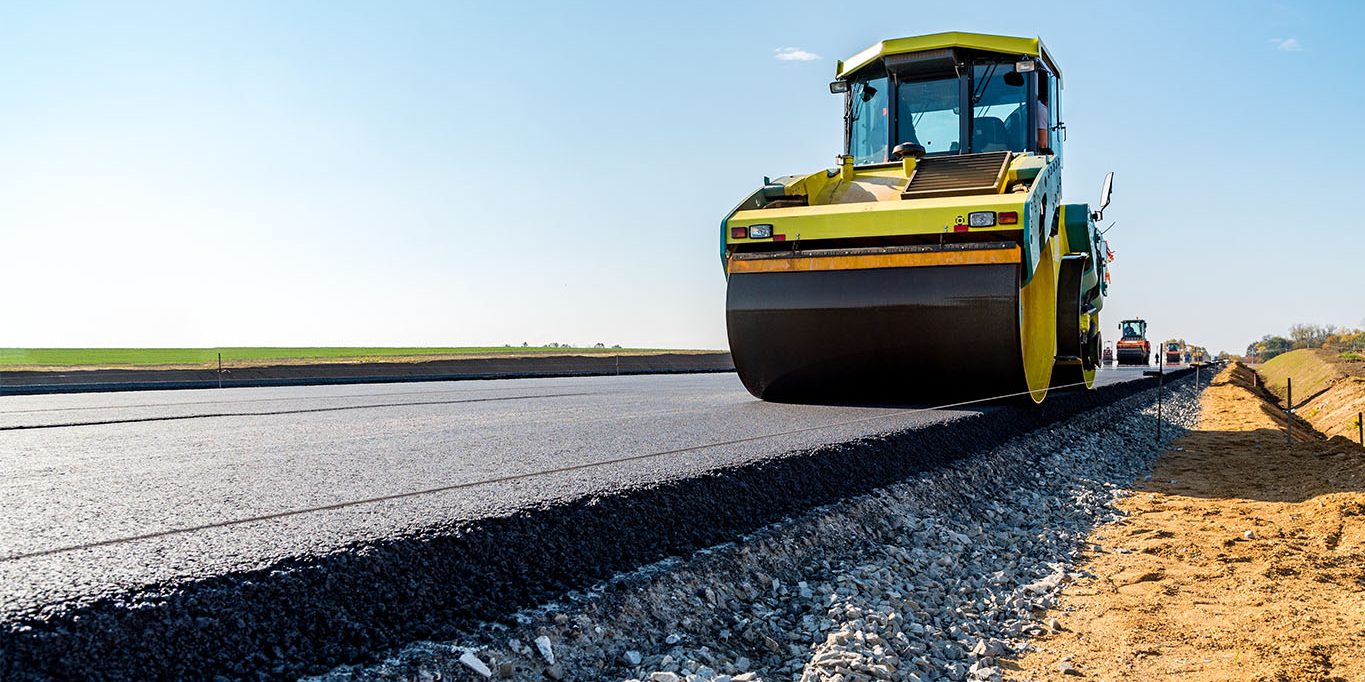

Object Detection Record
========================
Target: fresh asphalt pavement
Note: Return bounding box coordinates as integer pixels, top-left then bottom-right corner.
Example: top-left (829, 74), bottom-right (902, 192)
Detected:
top-left (0, 366), bottom-right (1158, 621)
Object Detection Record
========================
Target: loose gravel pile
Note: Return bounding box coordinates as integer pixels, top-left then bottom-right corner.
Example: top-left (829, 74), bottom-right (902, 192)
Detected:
top-left (312, 379), bottom-right (1202, 682)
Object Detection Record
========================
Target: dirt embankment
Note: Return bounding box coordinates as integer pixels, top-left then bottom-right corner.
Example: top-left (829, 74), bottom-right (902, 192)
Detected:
top-left (1257, 349), bottom-right (1365, 443)
top-left (1009, 363), bottom-right (1365, 681)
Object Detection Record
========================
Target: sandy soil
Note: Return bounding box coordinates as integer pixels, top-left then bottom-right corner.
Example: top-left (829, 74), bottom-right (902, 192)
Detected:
top-left (1008, 364), bottom-right (1365, 681)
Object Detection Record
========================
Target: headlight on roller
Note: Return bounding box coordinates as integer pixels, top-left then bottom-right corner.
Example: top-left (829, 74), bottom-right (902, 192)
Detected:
top-left (748, 224), bottom-right (773, 239)
top-left (967, 211), bottom-right (996, 227)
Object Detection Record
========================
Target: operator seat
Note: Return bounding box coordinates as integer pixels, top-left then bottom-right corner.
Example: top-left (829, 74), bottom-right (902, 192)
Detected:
top-left (1003, 107), bottom-right (1027, 151)
top-left (972, 117), bottom-right (1009, 152)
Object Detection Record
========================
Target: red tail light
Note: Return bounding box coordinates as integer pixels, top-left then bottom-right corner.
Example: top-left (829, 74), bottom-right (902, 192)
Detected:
top-left (730, 226), bottom-right (747, 239)
top-left (998, 211), bottom-right (1018, 224)
top-left (953, 224), bottom-right (970, 233)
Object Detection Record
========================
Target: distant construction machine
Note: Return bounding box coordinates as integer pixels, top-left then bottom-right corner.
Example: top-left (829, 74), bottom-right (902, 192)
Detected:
top-left (1165, 341), bottom-right (1184, 365)
top-left (1115, 318), bottom-right (1151, 365)
top-left (721, 32), bottom-right (1114, 403)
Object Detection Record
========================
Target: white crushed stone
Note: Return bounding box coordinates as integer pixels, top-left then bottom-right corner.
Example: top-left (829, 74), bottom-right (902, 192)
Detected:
top-left (457, 651), bottom-right (492, 677)
top-left (534, 635), bottom-right (555, 665)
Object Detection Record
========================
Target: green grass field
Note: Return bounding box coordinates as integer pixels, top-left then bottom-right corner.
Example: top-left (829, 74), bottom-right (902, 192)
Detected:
top-left (0, 346), bottom-right (697, 369)
top-left (1256, 349), bottom-right (1344, 404)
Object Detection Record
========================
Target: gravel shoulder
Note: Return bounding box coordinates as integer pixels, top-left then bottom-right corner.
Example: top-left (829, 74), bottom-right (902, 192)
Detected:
top-left (1008, 364), bottom-right (1365, 681)
top-left (312, 379), bottom-right (1201, 682)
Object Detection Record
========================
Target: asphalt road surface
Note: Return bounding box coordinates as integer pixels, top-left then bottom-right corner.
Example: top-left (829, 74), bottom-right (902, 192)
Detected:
top-left (0, 366), bottom-right (1158, 622)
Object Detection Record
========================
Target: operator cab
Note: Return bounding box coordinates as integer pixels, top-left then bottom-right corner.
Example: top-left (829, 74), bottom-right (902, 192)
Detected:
top-left (1120, 319), bottom-right (1147, 339)
top-left (838, 47), bottom-right (1061, 166)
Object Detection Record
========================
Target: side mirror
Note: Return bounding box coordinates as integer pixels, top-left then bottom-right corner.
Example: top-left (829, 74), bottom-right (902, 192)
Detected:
top-left (1092, 171), bottom-right (1114, 221)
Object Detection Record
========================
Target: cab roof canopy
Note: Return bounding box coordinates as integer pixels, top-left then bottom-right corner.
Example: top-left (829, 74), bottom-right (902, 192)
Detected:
top-left (836, 31), bottom-right (1061, 82)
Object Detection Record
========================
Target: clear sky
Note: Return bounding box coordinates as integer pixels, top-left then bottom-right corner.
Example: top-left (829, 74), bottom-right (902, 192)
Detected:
top-left (2, 1), bottom-right (1360, 354)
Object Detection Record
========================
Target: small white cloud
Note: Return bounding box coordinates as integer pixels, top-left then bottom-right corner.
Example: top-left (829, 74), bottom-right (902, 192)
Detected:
top-left (774, 47), bottom-right (821, 62)
top-left (1269, 37), bottom-right (1303, 52)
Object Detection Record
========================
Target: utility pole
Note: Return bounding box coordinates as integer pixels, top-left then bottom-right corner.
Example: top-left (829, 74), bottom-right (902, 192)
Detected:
top-left (1286, 377), bottom-right (1293, 445)
top-left (1156, 353), bottom-right (1163, 442)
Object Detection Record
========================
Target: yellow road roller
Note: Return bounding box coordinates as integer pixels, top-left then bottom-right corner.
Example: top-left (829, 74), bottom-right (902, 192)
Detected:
top-left (721, 32), bottom-right (1113, 403)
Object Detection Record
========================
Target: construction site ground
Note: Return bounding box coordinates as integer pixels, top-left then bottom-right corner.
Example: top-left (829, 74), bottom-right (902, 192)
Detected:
top-left (1009, 363), bottom-right (1365, 681)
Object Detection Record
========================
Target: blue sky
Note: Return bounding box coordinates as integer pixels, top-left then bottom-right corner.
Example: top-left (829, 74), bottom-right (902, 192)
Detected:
top-left (1, 1), bottom-right (1360, 354)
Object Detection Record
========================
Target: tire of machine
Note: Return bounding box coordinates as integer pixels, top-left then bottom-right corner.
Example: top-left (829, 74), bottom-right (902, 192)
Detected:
top-left (1051, 254), bottom-right (1097, 390)
top-left (1082, 284), bottom-right (1103, 371)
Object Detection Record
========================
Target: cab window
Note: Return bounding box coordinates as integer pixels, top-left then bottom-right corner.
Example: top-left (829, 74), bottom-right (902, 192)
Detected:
top-left (971, 63), bottom-right (1029, 152)
top-left (896, 76), bottom-right (960, 154)
top-left (848, 72), bottom-right (889, 164)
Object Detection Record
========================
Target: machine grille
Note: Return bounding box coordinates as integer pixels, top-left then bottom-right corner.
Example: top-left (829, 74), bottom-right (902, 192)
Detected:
top-left (901, 151), bottom-right (1011, 199)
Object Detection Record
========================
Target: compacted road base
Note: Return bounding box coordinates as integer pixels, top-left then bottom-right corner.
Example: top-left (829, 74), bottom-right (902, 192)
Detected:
top-left (0, 368), bottom-right (1180, 680)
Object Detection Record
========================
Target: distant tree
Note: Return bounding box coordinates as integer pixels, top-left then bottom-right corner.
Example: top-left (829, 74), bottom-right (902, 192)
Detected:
top-left (1325, 328), bottom-right (1364, 353)
top-left (593, 342), bottom-right (605, 348)
top-left (1288, 323), bottom-right (1333, 350)
top-left (1247, 335), bottom-right (1293, 361)
top-left (612, 344), bottom-right (622, 349)
top-left (547, 342), bottom-right (559, 348)
top-left (522, 341), bottom-right (528, 347)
